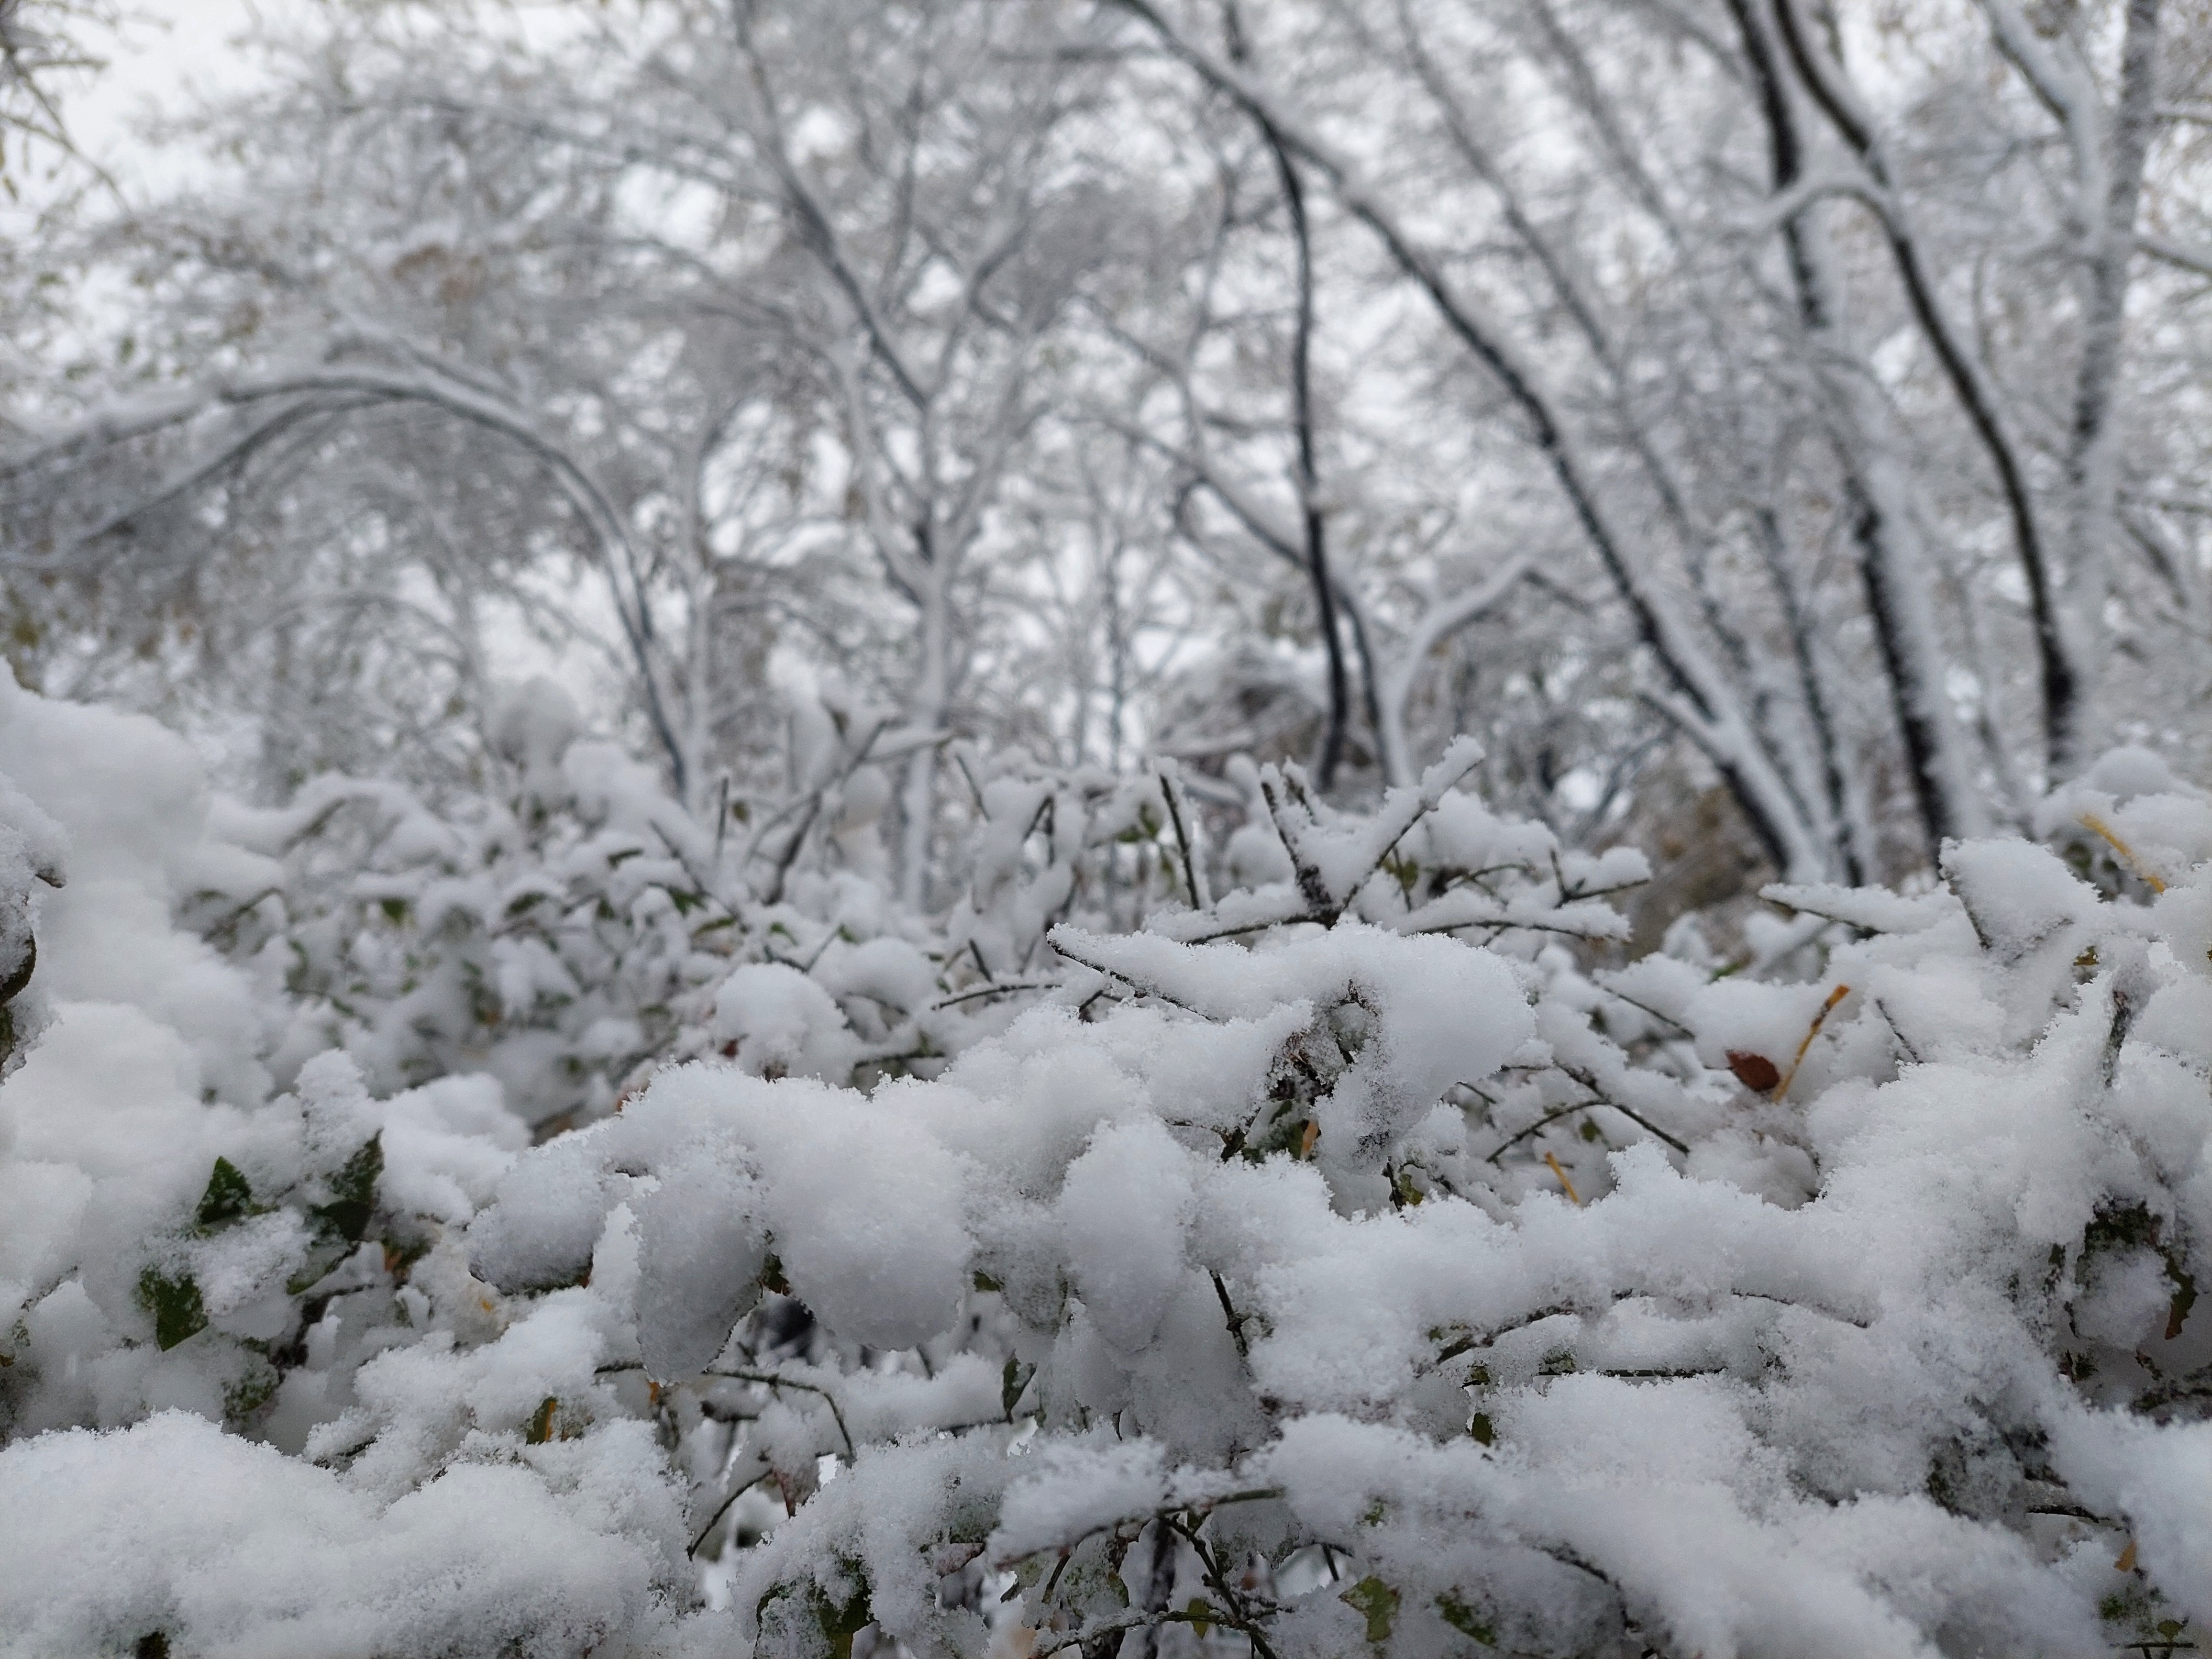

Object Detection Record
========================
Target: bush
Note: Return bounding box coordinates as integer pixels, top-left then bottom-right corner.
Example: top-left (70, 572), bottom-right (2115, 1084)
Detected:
top-left (1, 672), bottom-right (2210, 1658)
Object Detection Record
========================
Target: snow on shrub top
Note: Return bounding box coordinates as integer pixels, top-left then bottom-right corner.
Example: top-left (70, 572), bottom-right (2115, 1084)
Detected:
top-left (1, 676), bottom-right (2211, 1657)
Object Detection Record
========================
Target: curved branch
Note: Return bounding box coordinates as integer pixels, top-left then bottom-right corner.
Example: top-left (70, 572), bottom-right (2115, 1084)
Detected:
top-left (6, 360), bottom-right (690, 791)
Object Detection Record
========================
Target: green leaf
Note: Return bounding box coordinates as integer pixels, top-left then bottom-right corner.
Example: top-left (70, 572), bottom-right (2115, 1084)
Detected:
top-left (1183, 1597), bottom-right (1214, 1637)
top-left (526, 1396), bottom-right (559, 1444)
top-left (137, 1268), bottom-right (207, 1350)
top-left (377, 896), bottom-right (409, 924)
top-left (311, 1133), bottom-right (383, 1245)
top-left (0, 931), bottom-right (34, 1006)
top-left (1469, 1413), bottom-right (1494, 1446)
top-left (812, 1567), bottom-right (874, 1659)
top-left (383, 1235), bottom-right (433, 1280)
top-left (2084, 1200), bottom-right (2160, 1256)
top-left (1341, 1576), bottom-right (1399, 1647)
top-left (195, 1157), bottom-right (254, 1231)
top-left (1435, 1592), bottom-right (1497, 1647)
top-left (1001, 1355), bottom-right (1033, 1418)
top-left (224, 1359), bottom-right (280, 1419)
top-left (287, 1254), bottom-right (334, 1296)
top-left (2166, 1255), bottom-right (2197, 1340)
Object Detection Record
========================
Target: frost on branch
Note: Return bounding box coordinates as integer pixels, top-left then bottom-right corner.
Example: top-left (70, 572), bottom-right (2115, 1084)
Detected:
top-left (1, 679), bottom-right (2212, 1657)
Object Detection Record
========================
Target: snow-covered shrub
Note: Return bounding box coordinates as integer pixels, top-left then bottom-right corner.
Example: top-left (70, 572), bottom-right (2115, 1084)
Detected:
top-left (0, 670), bottom-right (703, 1654)
top-left (188, 686), bottom-right (1218, 1134)
top-left (5, 672), bottom-right (2212, 1658)
top-left (438, 741), bottom-right (2212, 1656)
top-left (191, 678), bottom-right (783, 1127)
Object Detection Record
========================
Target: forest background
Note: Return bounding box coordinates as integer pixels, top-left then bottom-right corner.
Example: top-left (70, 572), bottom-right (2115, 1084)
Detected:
top-left (6, 0), bottom-right (2208, 913)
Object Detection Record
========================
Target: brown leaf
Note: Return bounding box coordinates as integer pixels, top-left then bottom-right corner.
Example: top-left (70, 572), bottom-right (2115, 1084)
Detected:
top-left (1726, 1051), bottom-right (1781, 1092)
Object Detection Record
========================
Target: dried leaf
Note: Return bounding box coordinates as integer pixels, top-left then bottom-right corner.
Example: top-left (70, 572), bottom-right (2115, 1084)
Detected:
top-left (1726, 1050), bottom-right (1781, 1091)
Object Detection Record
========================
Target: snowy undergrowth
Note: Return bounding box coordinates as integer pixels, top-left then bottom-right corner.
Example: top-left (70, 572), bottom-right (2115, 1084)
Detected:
top-left (0, 674), bottom-right (2209, 1659)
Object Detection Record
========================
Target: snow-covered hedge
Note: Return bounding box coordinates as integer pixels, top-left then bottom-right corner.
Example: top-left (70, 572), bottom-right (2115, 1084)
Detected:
top-left (2, 671), bottom-right (2210, 1658)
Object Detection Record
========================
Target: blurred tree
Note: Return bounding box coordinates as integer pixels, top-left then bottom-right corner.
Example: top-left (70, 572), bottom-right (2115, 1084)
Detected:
top-left (2, 0), bottom-right (2208, 914)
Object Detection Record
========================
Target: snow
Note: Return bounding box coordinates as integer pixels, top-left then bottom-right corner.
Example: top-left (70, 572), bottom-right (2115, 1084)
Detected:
top-left (1058, 1118), bottom-right (1196, 1354)
top-left (711, 963), bottom-right (861, 1081)
top-left (0, 1412), bottom-right (682, 1658)
top-left (633, 1151), bottom-right (767, 1380)
top-left (0, 662), bottom-right (2210, 1655)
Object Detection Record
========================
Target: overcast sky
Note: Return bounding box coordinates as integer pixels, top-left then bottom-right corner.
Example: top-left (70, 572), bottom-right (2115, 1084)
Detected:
top-left (63, 0), bottom-right (276, 196)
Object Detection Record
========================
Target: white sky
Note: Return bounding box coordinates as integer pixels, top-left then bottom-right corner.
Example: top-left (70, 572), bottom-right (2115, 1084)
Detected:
top-left (57, 0), bottom-right (281, 199)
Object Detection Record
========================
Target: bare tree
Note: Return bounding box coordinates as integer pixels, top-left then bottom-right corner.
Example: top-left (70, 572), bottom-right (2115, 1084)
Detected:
top-left (5, 0), bottom-right (2208, 895)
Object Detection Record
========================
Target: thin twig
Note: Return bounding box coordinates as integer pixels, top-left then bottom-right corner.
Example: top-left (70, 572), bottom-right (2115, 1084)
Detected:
top-left (701, 1366), bottom-right (856, 1459)
top-left (1772, 983), bottom-right (1849, 1100)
